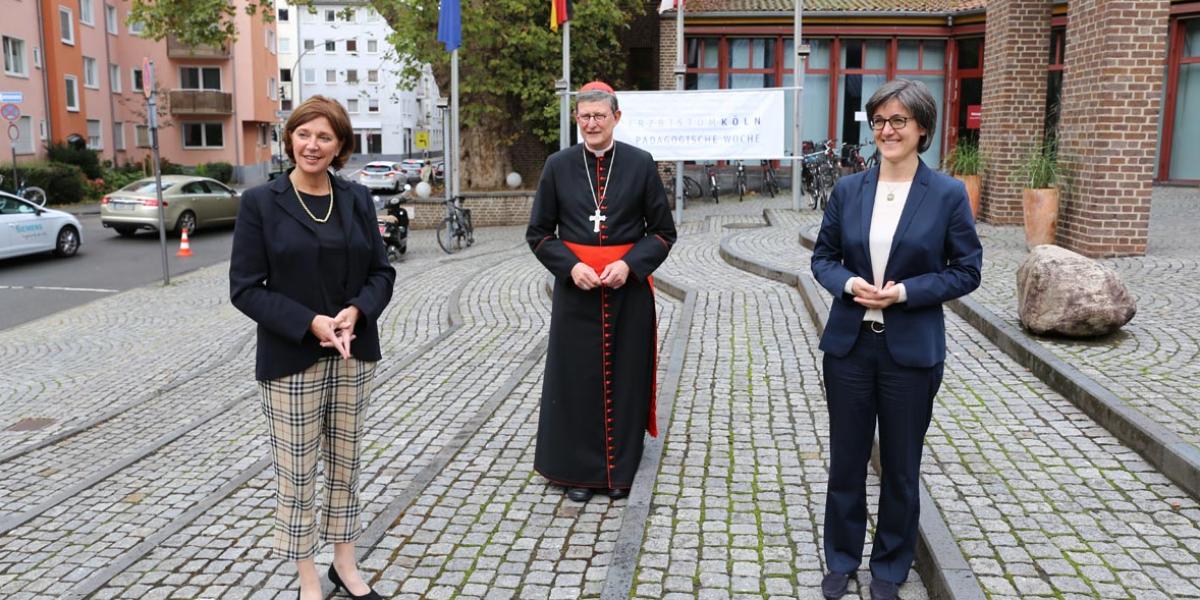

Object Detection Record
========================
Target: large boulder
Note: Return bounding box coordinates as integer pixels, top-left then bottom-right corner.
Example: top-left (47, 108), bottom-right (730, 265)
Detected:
top-left (1016, 245), bottom-right (1136, 337)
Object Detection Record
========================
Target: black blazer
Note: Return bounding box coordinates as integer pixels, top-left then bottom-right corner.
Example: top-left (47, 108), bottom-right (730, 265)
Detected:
top-left (811, 160), bottom-right (982, 369)
top-left (230, 170), bottom-right (396, 380)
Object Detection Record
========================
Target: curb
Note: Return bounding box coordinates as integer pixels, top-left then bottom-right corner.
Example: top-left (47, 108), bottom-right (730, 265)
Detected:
top-left (798, 225), bottom-right (1200, 504)
top-left (723, 214), bottom-right (987, 600)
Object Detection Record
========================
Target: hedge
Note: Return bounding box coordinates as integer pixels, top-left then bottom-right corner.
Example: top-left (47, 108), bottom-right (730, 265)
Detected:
top-left (196, 161), bottom-right (233, 184)
top-left (5, 162), bottom-right (86, 206)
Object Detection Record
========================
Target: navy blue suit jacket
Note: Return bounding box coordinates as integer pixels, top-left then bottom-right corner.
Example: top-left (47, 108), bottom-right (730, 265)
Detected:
top-left (230, 171), bottom-right (396, 380)
top-left (811, 160), bottom-right (982, 369)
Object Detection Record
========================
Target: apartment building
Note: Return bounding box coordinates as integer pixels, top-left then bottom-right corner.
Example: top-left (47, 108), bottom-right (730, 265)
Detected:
top-left (285, 0), bottom-right (442, 158)
top-left (0, 0), bottom-right (278, 183)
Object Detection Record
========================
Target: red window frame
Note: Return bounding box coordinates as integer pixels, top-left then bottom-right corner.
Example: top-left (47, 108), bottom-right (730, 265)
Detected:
top-left (1160, 14), bottom-right (1200, 183)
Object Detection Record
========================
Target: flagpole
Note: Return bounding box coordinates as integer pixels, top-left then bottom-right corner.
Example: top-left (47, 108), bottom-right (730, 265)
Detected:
top-left (560, 21), bottom-right (571, 150)
top-left (673, 2), bottom-right (684, 226)
top-left (451, 48), bottom-right (460, 198)
top-left (792, 0), bottom-right (804, 212)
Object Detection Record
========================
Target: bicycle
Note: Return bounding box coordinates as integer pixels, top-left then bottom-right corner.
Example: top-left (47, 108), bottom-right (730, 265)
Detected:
top-left (663, 166), bottom-right (702, 203)
top-left (800, 149), bottom-right (827, 210)
top-left (705, 164), bottom-right (720, 203)
top-left (759, 160), bottom-right (779, 198)
top-left (734, 161), bottom-right (748, 202)
top-left (436, 195), bottom-right (475, 254)
top-left (0, 173), bottom-right (47, 206)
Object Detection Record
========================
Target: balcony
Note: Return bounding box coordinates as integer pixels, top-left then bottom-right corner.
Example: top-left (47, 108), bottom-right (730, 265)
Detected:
top-left (167, 36), bottom-right (230, 59)
top-left (168, 90), bottom-right (233, 115)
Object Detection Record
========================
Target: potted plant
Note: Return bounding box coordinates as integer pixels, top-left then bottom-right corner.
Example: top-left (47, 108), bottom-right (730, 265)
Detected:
top-left (944, 139), bottom-right (983, 218)
top-left (1016, 138), bottom-right (1059, 249)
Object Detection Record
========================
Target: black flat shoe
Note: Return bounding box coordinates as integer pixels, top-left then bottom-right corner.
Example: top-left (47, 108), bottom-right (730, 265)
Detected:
top-left (328, 564), bottom-right (384, 600)
top-left (869, 578), bottom-right (899, 600)
top-left (821, 570), bottom-right (853, 599)
top-left (566, 487), bottom-right (594, 502)
top-left (606, 488), bottom-right (629, 500)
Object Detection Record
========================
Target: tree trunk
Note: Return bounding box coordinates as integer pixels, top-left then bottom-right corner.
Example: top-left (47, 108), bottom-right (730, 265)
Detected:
top-left (459, 120), bottom-right (512, 190)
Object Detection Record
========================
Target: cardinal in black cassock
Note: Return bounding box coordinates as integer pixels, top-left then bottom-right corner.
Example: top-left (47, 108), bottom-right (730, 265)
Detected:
top-left (526, 82), bottom-right (676, 502)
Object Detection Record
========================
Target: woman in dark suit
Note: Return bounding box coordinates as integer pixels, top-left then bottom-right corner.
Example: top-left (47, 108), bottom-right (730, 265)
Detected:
top-left (810, 80), bottom-right (982, 600)
top-left (230, 95), bottom-right (394, 600)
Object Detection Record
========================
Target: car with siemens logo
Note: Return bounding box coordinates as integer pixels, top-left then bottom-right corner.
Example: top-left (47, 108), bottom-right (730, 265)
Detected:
top-left (100, 175), bottom-right (240, 237)
top-left (0, 192), bottom-right (82, 259)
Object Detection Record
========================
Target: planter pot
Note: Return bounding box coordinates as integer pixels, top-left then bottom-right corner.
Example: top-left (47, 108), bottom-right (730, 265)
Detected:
top-left (955, 174), bottom-right (982, 219)
top-left (1022, 187), bottom-right (1058, 248)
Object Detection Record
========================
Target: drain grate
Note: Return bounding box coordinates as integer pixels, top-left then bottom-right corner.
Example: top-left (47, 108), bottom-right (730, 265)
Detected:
top-left (5, 418), bottom-right (56, 432)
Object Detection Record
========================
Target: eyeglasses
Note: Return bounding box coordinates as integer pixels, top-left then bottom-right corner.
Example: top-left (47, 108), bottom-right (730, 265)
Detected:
top-left (576, 113), bottom-right (611, 124)
top-left (870, 115), bottom-right (910, 131)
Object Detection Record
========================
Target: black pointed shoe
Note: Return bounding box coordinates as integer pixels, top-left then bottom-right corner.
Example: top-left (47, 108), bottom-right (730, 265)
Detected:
top-left (870, 578), bottom-right (899, 600)
top-left (821, 571), bottom-right (852, 599)
top-left (328, 564), bottom-right (384, 600)
top-left (566, 487), bottom-right (595, 502)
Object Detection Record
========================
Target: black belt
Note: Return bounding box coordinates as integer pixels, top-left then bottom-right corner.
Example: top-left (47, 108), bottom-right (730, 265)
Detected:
top-left (861, 321), bottom-right (886, 334)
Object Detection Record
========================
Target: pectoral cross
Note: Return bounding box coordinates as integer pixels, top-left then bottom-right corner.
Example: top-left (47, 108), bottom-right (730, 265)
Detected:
top-left (589, 209), bottom-right (607, 233)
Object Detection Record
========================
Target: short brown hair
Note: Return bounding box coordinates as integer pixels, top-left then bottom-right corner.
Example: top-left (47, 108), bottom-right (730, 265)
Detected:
top-left (866, 79), bottom-right (938, 154)
top-left (283, 95), bottom-right (355, 170)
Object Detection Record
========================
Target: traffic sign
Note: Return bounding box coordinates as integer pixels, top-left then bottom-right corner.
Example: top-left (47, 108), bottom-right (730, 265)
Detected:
top-left (0, 92), bottom-right (22, 104)
top-left (0, 103), bottom-right (20, 123)
top-left (142, 58), bottom-right (153, 99)
top-left (414, 131), bottom-right (430, 149)
top-left (7, 123), bottom-right (18, 142)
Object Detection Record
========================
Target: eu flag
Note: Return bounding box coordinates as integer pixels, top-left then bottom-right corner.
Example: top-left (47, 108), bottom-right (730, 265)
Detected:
top-left (437, 0), bottom-right (461, 52)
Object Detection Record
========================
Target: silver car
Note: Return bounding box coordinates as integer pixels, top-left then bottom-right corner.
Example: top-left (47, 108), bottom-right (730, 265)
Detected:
top-left (357, 161), bottom-right (403, 192)
top-left (100, 175), bottom-right (240, 237)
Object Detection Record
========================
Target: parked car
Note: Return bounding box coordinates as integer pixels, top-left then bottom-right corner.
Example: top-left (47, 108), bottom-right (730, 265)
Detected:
top-left (0, 191), bottom-right (82, 259)
top-left (397, 159), bottom-right (426, 184)
top-left (357, 161), bottom-right (403, 192)
top-left (100, 175), bottom-right (240, 237)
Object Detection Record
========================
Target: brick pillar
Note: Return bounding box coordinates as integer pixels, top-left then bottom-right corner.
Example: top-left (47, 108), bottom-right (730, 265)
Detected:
top-left (658, 18), bottom-right (677, 91)
top-left (978, 0), bottom-right (1052, 225)
top-left (1056, 0), bottom-right (1169, 257)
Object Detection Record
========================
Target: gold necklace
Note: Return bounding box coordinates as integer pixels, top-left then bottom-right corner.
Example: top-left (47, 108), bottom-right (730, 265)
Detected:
top-left (292, 175), bottom-right (334, 223)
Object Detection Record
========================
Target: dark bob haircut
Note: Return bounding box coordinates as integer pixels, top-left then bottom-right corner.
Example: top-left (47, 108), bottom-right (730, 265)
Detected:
top-left (865, 79), bottom-right (938, 154)
top-left (283, 95), bottom-right (355, 171)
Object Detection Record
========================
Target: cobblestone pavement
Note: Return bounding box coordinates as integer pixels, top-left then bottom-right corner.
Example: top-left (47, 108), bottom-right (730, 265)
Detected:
top-left (966, 186), bottom-right (1200, 450)
top-left (721, 194), bottom-right (1200, 599)
top-left (3, 188), bottom-right (1198, 600)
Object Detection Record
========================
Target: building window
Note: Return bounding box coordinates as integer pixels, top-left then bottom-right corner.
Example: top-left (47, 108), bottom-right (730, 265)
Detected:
top-left (324, 40), bottom-right (335, 52)
top-left (65, 75), bottom-right (80, 111)
top-left (135, 124), bottom-right (150, 147)
top-left (258, 123), bottom-right (268, 146)
top-left (325, 69), bottom-right (336, 83)
top-left (80, 0), bottom-right (94, 26)
top-left (182, 122), bottom-right (223, 148)
top-left (346, 69), bottom-right (358, 84)
top-left (113, 121), bottom-right (125, 150)
top-left (105, 4), bottom-right (117, 33)
top-left (368, 98), bottom-right (378, 113)
top-left (109, 63), bottom-right (121, 92)
top-left (367, 39), bottom-right (378, 54)
top-left (303, 39), bottom-right (314, 52)
top-left (60, 7), bottom-right (75, 44)
top-left (281, 99), bottom-right (293, 111)
top-left (87, 119), bottom-right (102, 149)
top-left (14, 117), bottom-right (33, 154)
top-left (325, 9), bottom-right (335, 22)
top-left (280, 68), bottom-right (291, 83)
top-left (278, 37), bottom-right (290, 54)
top-left (268, 76), bottom-right (277, 100)
top-left (1167, 18), bottom-right (1200, 180)
top-left (267, 30), bottom-right (276, 54)
top-left (303, 68), bottom-right (315, 83)
top-left (132, 67), bottom-right (144, 92)
top-left (2, 36), bottom-right (26, 77)
top-left (346, 98), bottom-right (359, 113)
top-left (128, 16), bottom-right (144, 36)
top-left (895, 39), bottom-right (946, 165)
top-left (277, 7), bottom-right (288, 21)
top-left (180, 66), bottom-right (221, 90)
top-left (346, 39), bottom-right (357, 53)
top-left (33, 47), bottom-right (41, 68)
top-left (367, 69), bottom-right (378, 83)
top-left (83, 56), bottom-right (99, 88)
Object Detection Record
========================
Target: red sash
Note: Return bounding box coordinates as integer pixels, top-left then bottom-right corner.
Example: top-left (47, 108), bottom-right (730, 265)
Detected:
top-left (563, 241), bottom-right (659, 438)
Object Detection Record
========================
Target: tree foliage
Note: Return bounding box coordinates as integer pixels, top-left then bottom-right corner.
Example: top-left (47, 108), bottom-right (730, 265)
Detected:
top-left (129, 0), bottom-right (275, 48)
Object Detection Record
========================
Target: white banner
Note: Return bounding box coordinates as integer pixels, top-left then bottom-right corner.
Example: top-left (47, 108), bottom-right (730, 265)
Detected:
top-left (612, 89), bottom-right (787, 161)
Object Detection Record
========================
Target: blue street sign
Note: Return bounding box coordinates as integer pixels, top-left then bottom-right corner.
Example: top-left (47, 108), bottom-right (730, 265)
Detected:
top-left (0, 92), bottom-right (22, 104)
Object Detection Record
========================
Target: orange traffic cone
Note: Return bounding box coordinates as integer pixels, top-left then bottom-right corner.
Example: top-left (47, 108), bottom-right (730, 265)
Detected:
top-left (176, 228), bottom-right (193, 257)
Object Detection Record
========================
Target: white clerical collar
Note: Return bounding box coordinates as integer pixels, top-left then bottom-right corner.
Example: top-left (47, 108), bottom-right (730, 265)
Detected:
top-left (584, 140), bottom-right (615, 157)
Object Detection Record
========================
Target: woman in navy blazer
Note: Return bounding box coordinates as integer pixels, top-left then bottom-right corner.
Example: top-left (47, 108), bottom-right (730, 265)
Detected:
top-left (810, 80), bottom-right (982, 600)
top-left (230, 96), bottom-right (394, 600)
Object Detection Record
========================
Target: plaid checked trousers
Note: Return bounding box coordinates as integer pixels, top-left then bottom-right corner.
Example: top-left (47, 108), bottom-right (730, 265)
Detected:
top-left (259, 356), bottom-right (377, 560)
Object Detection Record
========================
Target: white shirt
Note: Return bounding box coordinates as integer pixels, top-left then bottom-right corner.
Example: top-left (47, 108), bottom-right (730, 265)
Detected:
top-left (844, 180), bottom-right (912, 323)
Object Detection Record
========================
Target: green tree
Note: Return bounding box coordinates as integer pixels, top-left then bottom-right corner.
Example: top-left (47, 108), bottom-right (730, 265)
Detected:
top-left (128, 0), bottom-right (643, 189)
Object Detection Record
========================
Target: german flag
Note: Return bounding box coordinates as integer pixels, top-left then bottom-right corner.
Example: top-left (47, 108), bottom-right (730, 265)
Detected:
top-left (550, 0), bottom-right (571, 31)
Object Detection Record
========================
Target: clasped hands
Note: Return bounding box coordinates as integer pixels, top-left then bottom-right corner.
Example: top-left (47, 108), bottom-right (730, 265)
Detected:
top-left (310, 305), bottom-right (360, 359)
top-left (850, 278), bottom-right (903, 310)
top-left (571, 260), bottom-right (630, 290)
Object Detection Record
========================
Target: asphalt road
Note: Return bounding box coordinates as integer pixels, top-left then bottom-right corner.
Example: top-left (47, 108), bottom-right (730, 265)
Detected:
top-left (0, 212), bottom-right (237, 332)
